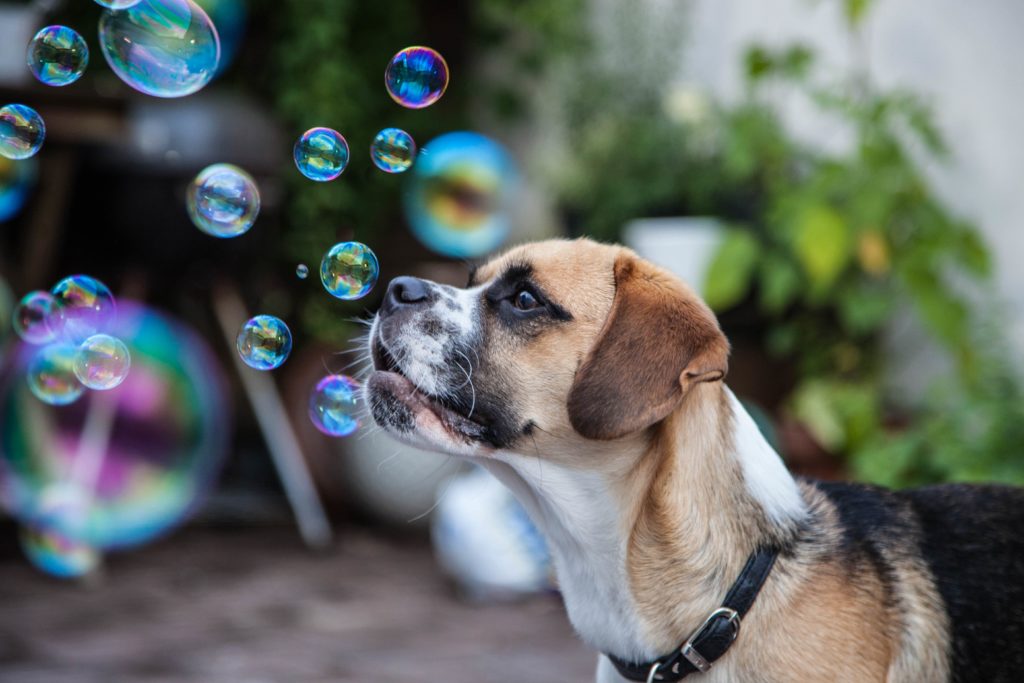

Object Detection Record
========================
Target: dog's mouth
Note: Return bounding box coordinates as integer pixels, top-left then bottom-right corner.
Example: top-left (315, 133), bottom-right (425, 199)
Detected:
top-left (368, 333), bottom-right (488, 444)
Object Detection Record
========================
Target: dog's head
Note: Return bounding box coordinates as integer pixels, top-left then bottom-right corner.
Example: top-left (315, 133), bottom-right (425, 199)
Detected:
top-left (365, 238), bottom-right (728, 459)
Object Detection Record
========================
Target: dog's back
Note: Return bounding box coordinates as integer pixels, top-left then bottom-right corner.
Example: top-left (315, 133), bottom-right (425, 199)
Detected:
top-left (817, 481), bottom-right (1024, 682)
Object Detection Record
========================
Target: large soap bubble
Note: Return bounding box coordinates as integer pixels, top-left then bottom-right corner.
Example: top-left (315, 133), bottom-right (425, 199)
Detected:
top-left (51, 275), bottom-right (117, 344)
top-left (186, 163), bottom-right (260, 238)
top-left (13, 291), bottom-right (60, 345)
top-left (0, 302), bottom-right (230, 550)
top-left (98, 0), bottom-right (221, 98)
top-left (236, 315), bottom-right (291, 371)
top-left (403, 132), bottom-right (517, 258)
top-left (27, 343), bottom-right (85, 406)
top-left (320, 242), bottom-right (379, 300)
top-left (385, 46), bottom-right (449, 109)
top-left (309, 374), bottom-right (360, 437)
top-left (0, 104), bottom-right (45, 160)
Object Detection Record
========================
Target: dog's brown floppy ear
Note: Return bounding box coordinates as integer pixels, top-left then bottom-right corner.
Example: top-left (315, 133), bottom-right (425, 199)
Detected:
top-left (567, 252), bottom-right (729, 440)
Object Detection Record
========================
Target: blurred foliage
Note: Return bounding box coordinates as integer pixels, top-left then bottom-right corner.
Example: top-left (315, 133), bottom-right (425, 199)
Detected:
top-left (556, 1), bottom-right (1024, 486)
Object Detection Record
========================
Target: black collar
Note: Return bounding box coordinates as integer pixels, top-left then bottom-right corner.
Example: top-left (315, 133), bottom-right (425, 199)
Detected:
top-left (606, 547), bottom-right (779, 682)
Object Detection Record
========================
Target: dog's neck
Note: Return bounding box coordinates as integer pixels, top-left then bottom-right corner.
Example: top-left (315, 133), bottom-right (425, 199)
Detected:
top-left (482, 384), bottom-right (807, 663)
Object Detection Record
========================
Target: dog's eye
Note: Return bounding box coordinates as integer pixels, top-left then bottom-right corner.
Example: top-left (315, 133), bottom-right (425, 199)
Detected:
top-left (512, 289), bottom-right (541, 311)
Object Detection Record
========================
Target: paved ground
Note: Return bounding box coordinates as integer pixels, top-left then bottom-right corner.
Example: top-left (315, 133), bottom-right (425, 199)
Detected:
top-left (0, 525), bottom-right (594, 683)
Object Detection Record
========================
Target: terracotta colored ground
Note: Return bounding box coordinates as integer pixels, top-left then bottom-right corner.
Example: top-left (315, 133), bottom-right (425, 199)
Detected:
top-left (0, 525), bottom-right (594, 683)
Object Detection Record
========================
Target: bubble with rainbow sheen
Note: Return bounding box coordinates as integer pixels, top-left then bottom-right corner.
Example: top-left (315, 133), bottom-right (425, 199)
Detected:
top-left (320, 242), bottom-right (379, 301)
top-left (74, 334), bottom-right (131, 390)
top-left (27, 343), bottom-right (85, 406)
top-left (236, 315), bottom-right (291, 371)
top-left (296, 264), bottom-right (309, 279)
top-left (403, 131), bottom-right (517, 258)
top-left (51, 275), bottom-right (117, 344)
top-left (94, 0), bottom-right (142, 7)
top-left (27, 26), bottom-right (89, 87)
top-left (13, 291), bottom-right (60, 345)
top-left (98, 0), bottom-right (220, 98)
top-left (293, 128), bottom-right (349, 182)
top-left (20, 525), bottom-right (100, 579)
top-left (309, 374), bottom-right (360, 437)
top-left (370, 127), bottom-right (416, 174)
top-left (385, 46), bottom-right (448, 109)
top-left (0, 302), bottom-right (231, 550)
top-left (0, 104), bottom-right (45, 160)
top-left (187, 163), bottom-right (259, 238)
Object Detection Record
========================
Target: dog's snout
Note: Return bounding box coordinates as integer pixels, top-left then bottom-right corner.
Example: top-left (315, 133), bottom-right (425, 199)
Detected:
top-left (381, 276), bottom-right (431, 315)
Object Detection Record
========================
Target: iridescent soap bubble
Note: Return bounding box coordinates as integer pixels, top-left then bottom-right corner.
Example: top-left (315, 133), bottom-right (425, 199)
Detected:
top-left (404, 131), bottom-right (517, 258)
top-left (98, 0), bottom-right (221, 98)
top-left (293, 127), bottom-right (349, 182)
top-left (13, 291), bottom-right (60, 345)
top-left (296, 264), bottom-right (309, 279)
top-left (236, 315), bottom-right (291, 371)
top-left (385, 46), bottom-right (449, 109)
top-left (94, 0), bottom-right (143, 8)
top-left (27, 26), bottom-right (89, 87)
top-left (186, 163), bottom-right (260, 237)
top-left (20, 525), bottom-right (100, 579)
top-left (27, 343), bottom-right (85, 406)
top-left (74, 334), bottom-right (131, 390)
top-left (309, 374), bottom-right (360, 437)
top-left (370, 127), bottom-right (416, 173)
top-left (320, 242), bottom-right (379, 300)
top-left (0, 104), bottom-right (45, 160)
top-left (51, 275), bottom-right (117, 344)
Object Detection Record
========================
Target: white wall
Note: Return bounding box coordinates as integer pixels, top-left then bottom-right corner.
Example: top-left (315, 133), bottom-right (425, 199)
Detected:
top-left (684, 0), bottom-right (1024, 375)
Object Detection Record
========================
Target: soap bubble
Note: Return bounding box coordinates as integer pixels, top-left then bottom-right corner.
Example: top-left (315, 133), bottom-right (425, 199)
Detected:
top-left (293, 127), bottom-right (349, 182)
top-left (13, 291), bottom-right (60, 345)
top-left (51, 275), bottom-right (117, 344)
top-left (27, 343), bottom-right (85, 406)
top-left (0, 104), bottom-right (45, 160)
top-left (94, 0), bottom-right (143, 8)
top-left (236, 315), bottom-right (291, 371)
top-left (20, 525), bottom-right (100, 579)
top-left (0, 302), bottom-right (230, 550)
top-left (370, 127), bottom-right (416, 173)
top-left (309, 374), bottom-right (360, 437)
top-left (296, 264), bottom-right (309, 279)
top-left (404, 131), bottom-right (517, 258)
top-left (385, 46), bottom-right (449, 109)
top-left (320, 242), bottom-right (379, 300)
top-left (186, 163), bottom-right (260, 238)
top-left (27, 26), bottom-right (89, 87)
top-left (74, 334), bottom-right (131, 390)
top-left (98, 0), bottom-right (221, 98)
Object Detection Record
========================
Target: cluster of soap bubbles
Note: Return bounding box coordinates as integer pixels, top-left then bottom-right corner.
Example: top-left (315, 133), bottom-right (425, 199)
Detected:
top-left (1, 303), bottom-right (230, 578)
top-left (11, 275), bottom-right (131, 406)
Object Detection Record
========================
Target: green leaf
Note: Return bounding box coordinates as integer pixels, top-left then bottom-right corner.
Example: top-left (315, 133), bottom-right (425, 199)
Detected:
top-left (844, 0), bottom-right (874, 26)
top-left (703, 229), bottom-right (761, 311)
top-left (792, 204), bottom-right (851, 293)
top-left (758, 253), bottom-right (802, 313)
top-left (837, 283), bottom-right (893, 334)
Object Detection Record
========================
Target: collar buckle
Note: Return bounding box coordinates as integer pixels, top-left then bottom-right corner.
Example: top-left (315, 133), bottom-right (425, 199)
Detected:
top-left (679, 607), bottom-right (741, 673)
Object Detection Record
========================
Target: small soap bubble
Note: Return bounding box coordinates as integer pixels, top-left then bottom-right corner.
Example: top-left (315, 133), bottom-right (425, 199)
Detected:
top-left (94, 0), bottom-right (143, 8)
top-left (98, 0), bottom-right (220, 98)
top-left (27, 343), bottom-right (85, 406)
top-left (309, 374), bottom-right (361, 437)
top-left (27, 26), bottom-right (89, 87)
top-left (51, 275), bottom-right (117, 344)
top-left (236, 315), bottom-right (292, 371)
top-left (296, 264), bottom-right (309, 279)
top-left (74, 334), bottom-right (131, 390)
top-left (370, 128), bottom-right (416, 173)
top-left (293, 127), bottom-right (349, 182)
top-left (0, 104), bottom-right (45, 160)
top-left (320, 242), bottom-right (379, 300)
top-left (187, 163), bottom-right (260, 238)
top-left (20, 525), bottom-right (100, 579)
top-left (13, 291), bottom-right (60, 345)
top-left (385, 46), bottom-right (449, 109)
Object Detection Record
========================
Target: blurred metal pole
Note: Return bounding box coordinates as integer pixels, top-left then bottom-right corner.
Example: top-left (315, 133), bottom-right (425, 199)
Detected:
top-left (212, 285), bottom-right (333, 550)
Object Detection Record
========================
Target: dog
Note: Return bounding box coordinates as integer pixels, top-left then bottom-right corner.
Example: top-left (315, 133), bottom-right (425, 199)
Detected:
top-left (363, 238), bottom-right (1024, 682)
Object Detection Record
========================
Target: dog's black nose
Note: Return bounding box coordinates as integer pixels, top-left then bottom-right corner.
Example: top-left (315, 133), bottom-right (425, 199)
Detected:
top-left (381, 276), bottom-right (431, 315)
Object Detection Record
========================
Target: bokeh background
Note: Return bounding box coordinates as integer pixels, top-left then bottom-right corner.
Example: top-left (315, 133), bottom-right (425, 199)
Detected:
top-left (1, 0), bottom-right (1023, 681)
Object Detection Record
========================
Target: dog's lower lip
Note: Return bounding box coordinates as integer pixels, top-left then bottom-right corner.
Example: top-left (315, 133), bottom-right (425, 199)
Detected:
top-left (368, 368), bottom-right (487, 442)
